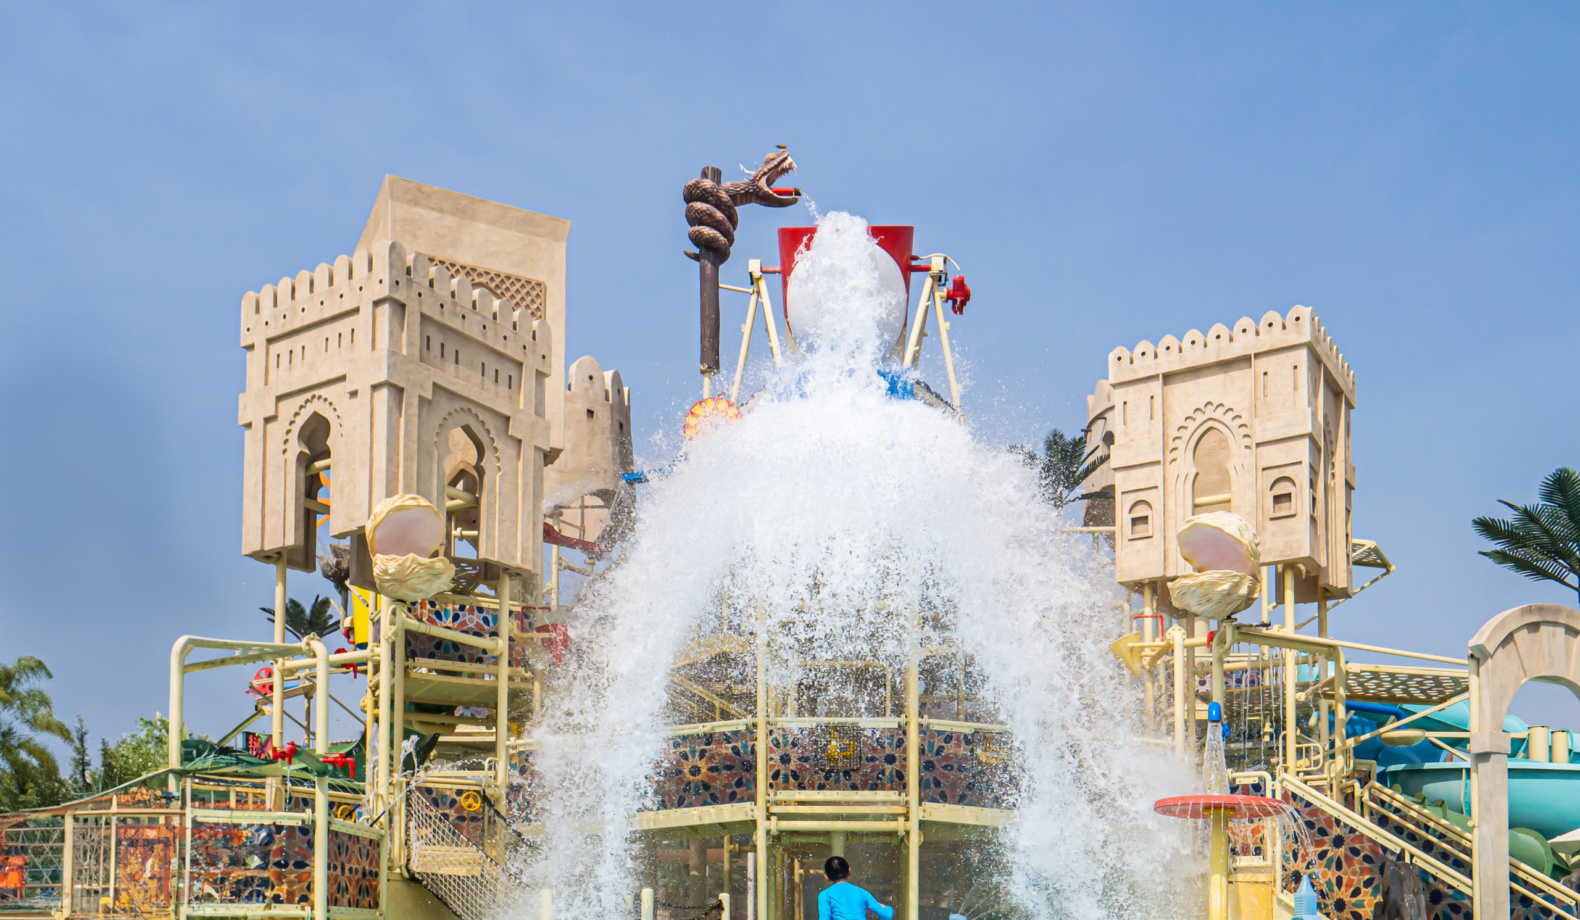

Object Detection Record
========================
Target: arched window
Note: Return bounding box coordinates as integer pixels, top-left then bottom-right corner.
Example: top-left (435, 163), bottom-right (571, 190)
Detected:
top-left (295, 412), bottom-right (331, 566)
top-left (1192, 427), bottom-right (1232, 515)
top-left (444, 426), bottom-right (485, 560)
top-left (1128, 500), bottom-right (1153, 539)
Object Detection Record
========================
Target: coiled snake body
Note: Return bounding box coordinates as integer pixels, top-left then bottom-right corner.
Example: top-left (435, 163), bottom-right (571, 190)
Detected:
top-left (683, 146), bottom-right (801, 264)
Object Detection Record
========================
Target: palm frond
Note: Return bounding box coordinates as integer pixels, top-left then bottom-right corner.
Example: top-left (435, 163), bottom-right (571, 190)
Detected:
top-left (1474, 469), bottom-right (1580, 599)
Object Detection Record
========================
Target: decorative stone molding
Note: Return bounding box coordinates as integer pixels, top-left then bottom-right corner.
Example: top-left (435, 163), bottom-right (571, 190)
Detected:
top-left (1467, 603), bottom-right (1580, 920)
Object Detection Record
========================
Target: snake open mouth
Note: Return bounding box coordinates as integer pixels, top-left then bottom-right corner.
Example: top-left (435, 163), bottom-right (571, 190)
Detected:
top-left (737, 145), bottom-right (800, 208)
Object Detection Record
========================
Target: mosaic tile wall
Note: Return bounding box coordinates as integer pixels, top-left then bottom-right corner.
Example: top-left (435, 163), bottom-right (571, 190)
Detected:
top-left (112, 824), bottom-right (177, 915)
top-left (188, 821), bottom-right (313, 906)
top-left (919, 728), bottom-right (1015, 808)
top-left (325, 828), bottom-right (381, 910)
top-left (403, 602), bottom-right (532, 668)
top-left (644, 726), bottom-right (1018, 810)
top-left (412, 786), bottom-right (486, 845)
top-left (506, 748), bottom-right (539, 823)
top-left (649, 729), bottom-right (756, 810)
top-left (768, 726), bottom-right (905, 793)
top-left (1273, 789), bottom-right (1573, 920)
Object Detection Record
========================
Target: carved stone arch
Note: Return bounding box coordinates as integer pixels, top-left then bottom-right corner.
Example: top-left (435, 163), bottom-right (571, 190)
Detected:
top-left (280, 393), bottom-right (344, 456)
top-left (278, 393), bottom-right (343, 568)
top-left (431, 405), bottom-right (502, 480)
top-left (1468, 604), bottom-right (1580, 918)
top-left (430, 405), bottom-right (504, 561)
top-left (1167, 402), bottom-right (1254, 522)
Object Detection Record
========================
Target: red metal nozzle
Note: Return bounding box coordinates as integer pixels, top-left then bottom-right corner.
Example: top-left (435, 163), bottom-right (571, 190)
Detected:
top-left (946, 275), bottom-right (972, 315)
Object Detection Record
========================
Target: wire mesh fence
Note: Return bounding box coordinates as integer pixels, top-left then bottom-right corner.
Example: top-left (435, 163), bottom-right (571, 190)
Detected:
top-left (0, 817), bottom-right (63, 913)
top-left (406, 785), bottom-right (529, 920)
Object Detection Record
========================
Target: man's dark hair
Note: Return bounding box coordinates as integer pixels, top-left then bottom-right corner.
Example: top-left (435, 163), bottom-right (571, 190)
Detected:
top-left (824, 856), bottom-right (850, 881)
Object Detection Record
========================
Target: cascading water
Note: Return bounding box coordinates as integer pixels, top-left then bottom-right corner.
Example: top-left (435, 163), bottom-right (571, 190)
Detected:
top-left (520, 212), bottom-right (1200, 920)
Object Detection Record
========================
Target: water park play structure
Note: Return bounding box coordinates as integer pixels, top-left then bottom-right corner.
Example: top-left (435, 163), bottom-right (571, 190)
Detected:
top-left (5, 157), bottom-right (1580, 920)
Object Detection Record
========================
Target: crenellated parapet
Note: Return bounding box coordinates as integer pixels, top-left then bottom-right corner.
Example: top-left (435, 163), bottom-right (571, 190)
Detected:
top-left (544, 355), bottom-right (635, 545)
top-left (1087, 305), bottom-right (1356, 599)
top-left (239, 239), bottom-right (554, 588)
top-left (1105, 306), bottom-right (1355, 402)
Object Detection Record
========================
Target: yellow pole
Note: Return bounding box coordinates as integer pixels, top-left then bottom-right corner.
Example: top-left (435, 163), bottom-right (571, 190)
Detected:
top-left (307, 638), bottom-right (330, 920)
top-left (497, 572), bottom-right (512, 798)
top-left (1260, 564), bottom-right (1271, 625)
top-left (1211, 622), bottom-right (1226, 707)
top-left (722, 836), bottom-right (733, 914)
top-left (755, 610), bottom-right (769, 920)
top-left (1283, 564), bottom-right (1297, 775)
top-left (905, 607), bottom-right (920, 920)
top-left (1143, 583), bottom-right (1156, 729)
top-left (1208, 807), bottom-right (1230, 920)
top-left (376, 595), bottom-right (391, 811)
top-left (1186, 614), bottom-right (1198, 739)
top-left (1172, 626), bottom-right (1187, 759)
top-left (272, 556), bottom-right (287, 807)
top-left (1316, 590), bottom-right (1329, 783)
top-left (392, 602), bottom-right (407, 869)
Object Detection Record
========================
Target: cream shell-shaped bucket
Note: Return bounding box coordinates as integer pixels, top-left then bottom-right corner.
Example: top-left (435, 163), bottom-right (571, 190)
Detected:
top-left (1169, 512), bottom-right (1262, 618)
top-left (365, 494), bottom-right (454, 601)
top-left (1177, 511), bottom-right (1262, 576)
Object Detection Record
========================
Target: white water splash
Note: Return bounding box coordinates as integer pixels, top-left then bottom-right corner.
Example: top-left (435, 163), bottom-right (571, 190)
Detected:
top-left (522, 212), bottom-right (1198, 920)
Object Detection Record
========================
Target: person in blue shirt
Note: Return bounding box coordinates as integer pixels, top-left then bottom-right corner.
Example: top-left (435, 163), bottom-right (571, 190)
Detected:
top-left (817, 856), bottom-right (894, 920)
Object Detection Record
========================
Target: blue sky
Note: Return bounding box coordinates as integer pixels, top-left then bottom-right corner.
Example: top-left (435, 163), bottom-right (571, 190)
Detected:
top-left (2, 3), bottom-right (1578, 746)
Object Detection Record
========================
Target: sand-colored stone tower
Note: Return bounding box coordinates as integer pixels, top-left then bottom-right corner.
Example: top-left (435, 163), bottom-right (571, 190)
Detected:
top-left (238, 177), bottom-right (633, 595)
top-left (1085, 305), bottom-right (1356, 601)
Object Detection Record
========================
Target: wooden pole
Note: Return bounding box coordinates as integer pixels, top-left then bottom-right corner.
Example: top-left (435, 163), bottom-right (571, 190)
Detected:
top-left (699, 166), bottom-right (723, 377)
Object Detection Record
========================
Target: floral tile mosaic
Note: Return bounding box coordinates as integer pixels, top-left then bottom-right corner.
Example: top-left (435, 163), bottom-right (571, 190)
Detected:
top-left (768, 726), bottom-right (904, 793)
top-left (403, 601), bottom-right (533, 668)
top-left (919, 729), bottom-right (1015, 808)
top-left (188, 821), bottom-right (313, 906)
top-left (113, 824), bottom-right (177, 915)
top-left (413, 785), bottom-right (486, 845)
top-left (326, 828), bottom-right (381, 909)
top-left (649, 729), bottom-right (756, 810)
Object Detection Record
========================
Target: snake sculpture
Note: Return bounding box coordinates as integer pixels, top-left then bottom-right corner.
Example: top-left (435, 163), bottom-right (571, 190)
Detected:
top-left (683, 146), bottom-right (801, 264)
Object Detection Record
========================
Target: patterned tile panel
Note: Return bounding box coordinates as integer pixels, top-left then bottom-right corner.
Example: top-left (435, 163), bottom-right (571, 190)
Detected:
top-left (404, 601), bottom-right (534, 668)
top-left (326, 828), bottom-right (381, 909)
top-left (1283, 789), bottom-right (1472, 920)
top-left (507, 748), bottom-right (538, 823)
top-left (918, 728), bottom-right (1016, 808)
top-left (1367, 803), bottom-right (1573, 920)
top-left (113, 824), bottom-right (177, 915)
top-left (768, 726), bottom-right (904, 793)
top-left (649, 730), bottom-right (756, 810)
top-left (188, 821), bottom-right (313, 906)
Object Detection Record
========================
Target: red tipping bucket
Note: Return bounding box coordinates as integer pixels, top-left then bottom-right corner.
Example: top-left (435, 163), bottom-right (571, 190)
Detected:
top-left (777, 226), bottom-right (914, 347)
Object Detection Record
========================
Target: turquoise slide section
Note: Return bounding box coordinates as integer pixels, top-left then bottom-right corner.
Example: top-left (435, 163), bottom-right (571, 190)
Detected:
top-left (1381, 760), bottom-right (1580, 840)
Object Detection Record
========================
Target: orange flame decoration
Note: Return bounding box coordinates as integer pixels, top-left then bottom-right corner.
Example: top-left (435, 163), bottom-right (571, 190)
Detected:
top-left (683, 396), bottom-right (742, 440)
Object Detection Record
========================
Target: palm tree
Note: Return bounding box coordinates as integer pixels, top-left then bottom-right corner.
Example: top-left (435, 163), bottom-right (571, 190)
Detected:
top-left (1473, 466), bottom-right (1580, 601)
top-left (1013, 428), bottom-right (1110, 510)
top-left (260, 595), bottom-right (338, 641)
top-left (0, 657), bottom-right (71, 796)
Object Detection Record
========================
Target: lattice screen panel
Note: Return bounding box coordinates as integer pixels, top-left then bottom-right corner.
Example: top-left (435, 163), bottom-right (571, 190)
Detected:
top-left (423, 255), bottom-right (547, 321)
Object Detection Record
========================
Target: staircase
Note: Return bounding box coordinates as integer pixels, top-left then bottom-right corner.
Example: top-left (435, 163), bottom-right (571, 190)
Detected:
top-left (1359, 782), bottom-right (1580, 918)
top-left (1282, 776), bottom-right (1579, 920)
